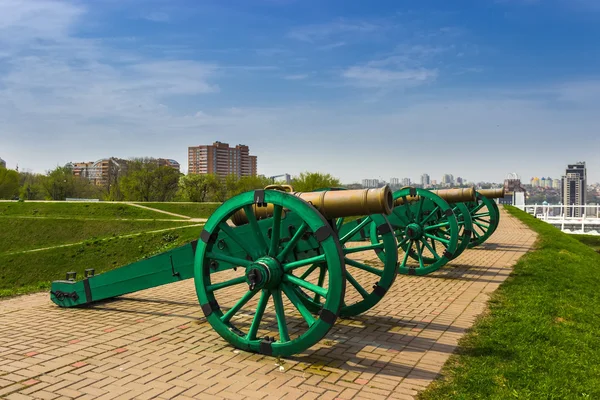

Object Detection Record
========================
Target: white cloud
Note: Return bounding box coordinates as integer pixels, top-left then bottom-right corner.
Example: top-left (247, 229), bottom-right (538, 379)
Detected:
top-left (341, 66), bottom-right (437, 88)
top-left (0, 0), bottom-right (220, 123)
top-left (287, 18), bottom-right (385, 42)
top-left (283, 74), bottom-right (309, 80)
top-left (142, 11), bottom-right (170, 22)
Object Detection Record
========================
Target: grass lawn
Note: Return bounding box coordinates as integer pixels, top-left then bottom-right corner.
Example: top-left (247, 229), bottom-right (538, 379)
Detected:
top-left (0, 202), bottom-right (183, 220)
top-left (419, 206), bottom-right (600, 399)
top-left (572, 234), bottom-right (600, 252)
top-left (0, 224), bottom-right (204, 298)
top-left (135, 202), bottom-right (220, 218)
top-left (0, 218), bottom-right (198, 254)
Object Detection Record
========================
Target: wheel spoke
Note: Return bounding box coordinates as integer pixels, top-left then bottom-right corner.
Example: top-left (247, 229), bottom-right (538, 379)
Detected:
top-left (221, 290), bottom-right (257, 323)
top-left (403, 199), bottom-right (413, 220)
top-left (345, 270), bottom-right (369, 299)
top-left (336, 217), bottom-right (344, 232)
top-left (416, 198), bottom-right (425, 222)
top-left (397, 237), bottom-right (409, 249)
top-left (344, 257), bottom-right (383, 277)
top-left (424, 221), bottom-right (450, 231)
top-left (218, 222), bottom-right (258, 260)
top-left (272, 288), bottom-right (290, 342)
top-left (473, 220), bottom-right (490, 229)
top-left (399, 240), bottom-right (412, 266)
top-left (277, 221), bottom-right (308, 262)
top-left (207, 275), bottom-right (247, 293)
top-left (243, 205), bottom-right (268, 255)
top-left (246, 290), bottom-right (270, 340)
top-left (340, 217), bottom-right (372, 244)
top-left (473, 212), bottom-right (491, 218)
top-left (415, 240), bottom-right (425, 269)
top-left (299, 264), bottom-right (319, 280)
top-left (268, 205), bottom-right (283, 257)
top-left (283, 254), bottom-right (326, 272)
top-left (206, 252), bottom-right (253, 269)
top-left (420, 238), bottom-right (440, 260)
top-left (281, 283), bottom-right (316, 326)
top-left (343, 242), bottom-right (385, 254)
top-left (424, 233), bottom-right (450, 245)
top-left (471, 202), bottom-right (485, 214)
top-left (421, 206), bottom-right (440, 225)
top-left (283, 274), bottom-right (328, 298)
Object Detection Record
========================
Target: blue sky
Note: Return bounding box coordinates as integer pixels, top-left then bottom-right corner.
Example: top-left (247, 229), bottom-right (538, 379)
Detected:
top-left (1, 0), bottom-right (599, 184)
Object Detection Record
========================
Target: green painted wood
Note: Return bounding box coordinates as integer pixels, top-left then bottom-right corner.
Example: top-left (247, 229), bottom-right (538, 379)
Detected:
top-left (467, 192), bottom-right (501, 248)
top-left (381, 188), bottom-right (459, 276)
top-left (194, 189), bottom-right (346, 357)
top-left (50, 242), bottom-right (196, 308)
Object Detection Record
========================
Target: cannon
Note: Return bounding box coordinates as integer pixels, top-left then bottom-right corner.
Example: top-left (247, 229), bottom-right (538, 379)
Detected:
top-left (50, 186), bottom-right (401, 357)
top-left (338, 186), bottom-right (504, 275)
top-left (465, 187), bottom-right (504, 248)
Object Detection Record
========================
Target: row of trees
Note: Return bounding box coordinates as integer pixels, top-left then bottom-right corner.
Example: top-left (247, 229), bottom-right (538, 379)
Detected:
top-left (0, 160), bottom-right (342, 202)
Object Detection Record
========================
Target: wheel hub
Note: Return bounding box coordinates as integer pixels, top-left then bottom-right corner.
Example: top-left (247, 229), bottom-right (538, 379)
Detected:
top-left (405, 223), bottom-right (423, 240)
top-left (245, 256), bottom-right (283, 291)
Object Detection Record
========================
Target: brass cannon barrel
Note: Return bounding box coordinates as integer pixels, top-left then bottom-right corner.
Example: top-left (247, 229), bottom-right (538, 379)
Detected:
top-left (231, 186), bottom-right (394, 226)
top-left (394, 187), bottom-right (476, 206)
top-left (478, 188), bottom-right (505, 199)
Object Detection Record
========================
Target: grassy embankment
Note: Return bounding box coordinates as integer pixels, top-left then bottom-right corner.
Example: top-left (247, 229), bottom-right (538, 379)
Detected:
top-left (0, 202), bottom-right (206, 298)
top-left (419, 206), bottom-right (600, 399)
top-left (0, 201), bottom-right (182, 219)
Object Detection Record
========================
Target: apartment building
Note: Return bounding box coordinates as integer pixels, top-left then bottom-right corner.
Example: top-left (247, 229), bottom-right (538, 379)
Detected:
top-left (188, 141), bottom-right (258, 177)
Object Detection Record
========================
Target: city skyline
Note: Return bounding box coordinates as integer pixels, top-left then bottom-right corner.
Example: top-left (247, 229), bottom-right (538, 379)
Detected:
top-left (1, 1), bottom-right (599, 183)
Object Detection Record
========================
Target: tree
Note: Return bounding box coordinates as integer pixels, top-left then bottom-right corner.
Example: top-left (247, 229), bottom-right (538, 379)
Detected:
top-left (120, 158), bottom-right (182, 202)
top-left (41, 165), bottom-right (103, 200)
top-left (120, 159), bottom-right (157, 202)
top-left (0, 167), bottom-right (19, 199)
top-left (212, 174), bottom-right (240, 202)
top-left (18, 171), bottom-right (46, 200)
top-left (291, 172), bottom-right (342, 192)
top-left (179, 174), bottom-right (218, 202)
top-left (152, 166), bottom-right (181, 202)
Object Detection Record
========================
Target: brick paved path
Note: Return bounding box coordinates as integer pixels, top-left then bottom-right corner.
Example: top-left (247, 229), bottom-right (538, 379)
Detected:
top-left (0, 208), bottom-right (536, 400)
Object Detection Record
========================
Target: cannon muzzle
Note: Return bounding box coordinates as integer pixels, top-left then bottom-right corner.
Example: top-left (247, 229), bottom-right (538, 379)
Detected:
top-left (394, 187), bottom-right (476, 206)
top-left (478, 188), bottom-right (505, 199)
top-left (231, 186), bottom-right (393, 226)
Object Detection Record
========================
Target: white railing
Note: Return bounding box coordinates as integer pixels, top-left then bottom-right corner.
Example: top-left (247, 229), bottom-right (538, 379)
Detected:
top-left (512, 204), bottom-right (600, 235)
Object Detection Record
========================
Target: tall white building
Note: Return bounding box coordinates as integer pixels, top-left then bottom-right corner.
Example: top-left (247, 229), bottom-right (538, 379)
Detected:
top-left (421, 173), bottom-right (430, 188)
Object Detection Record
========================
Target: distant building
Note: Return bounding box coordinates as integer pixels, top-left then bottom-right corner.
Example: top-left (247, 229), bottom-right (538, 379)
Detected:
top-left (456, 177), bottom-right (464, 185)
top-left (401, 178), bottom-right (411, 187)
top-left (0, 157), bottom-right (5, 168)
top-left (501, 172), bottom-right (527, 205)
top-left (188, 141), bottom-right (257, 177)
top-left (442, 174), bottom-right (454, 187)
top-left (389, 177), bottom-right (399, 186)
top-left (421, 173), bottom-right (430, 188)
top-left (562, 162), bottom-right (587, 217)
top-left (68, 158), bottom-right (129, 187)
top-left (552, 178), bottom-right (561, 189)
top-left (158, 158), bottom-right (181, 172)
top-left (362, 179), bottom-right (380, 188)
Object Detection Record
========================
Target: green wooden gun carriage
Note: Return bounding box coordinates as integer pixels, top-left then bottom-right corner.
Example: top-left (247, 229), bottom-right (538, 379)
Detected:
top-left (50, 185), bottom-right (504, 357)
